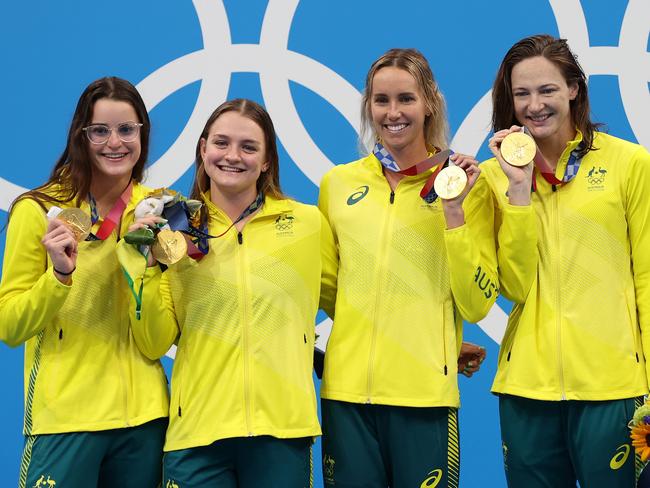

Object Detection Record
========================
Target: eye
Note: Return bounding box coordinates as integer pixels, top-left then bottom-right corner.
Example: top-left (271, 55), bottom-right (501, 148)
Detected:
top-left (89, 125), bottom-right (110, 136)
top-left (399, 94), bottom-right (416, 103)
top-left (117, 123), bottom-right (137, 137)
top-left (513, 91), bottom-right (528, 98)
top-left (242, 144), bottom-right (258, 153)
top-left (213, 139), bottom-right (228, 148)
top-left (373, 95), bottom-right (388, 104)
top-left (540, 87), bottom-right (557, 95)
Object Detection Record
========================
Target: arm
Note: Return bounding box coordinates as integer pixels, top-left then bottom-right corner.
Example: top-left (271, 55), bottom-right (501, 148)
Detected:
top-left (0, 199), bottom-right (73, 347)
top-left (117, 239), bottom-right (180, 360)
top-left (488, 127), bottom-right (538, 303)
top-left (626, 147), bottom-right (650, 383)
top-left (443, 161), bottom-right (499, 323)
top-left (318, 171), bottom-right (339, 318)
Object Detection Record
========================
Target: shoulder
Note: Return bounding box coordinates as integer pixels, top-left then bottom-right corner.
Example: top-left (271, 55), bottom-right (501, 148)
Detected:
top-left (323, 155), bottom-right (375, 181)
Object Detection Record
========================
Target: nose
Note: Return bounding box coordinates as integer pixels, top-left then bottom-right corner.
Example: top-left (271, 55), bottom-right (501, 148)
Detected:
top-left (387, 101), bottom-right (401, 120)
top-left (106, 128), bottom-right (122, 148)
top-left (529, 93), bottom-right (544, 113)
top-left (225, 145), bottom-right (240, 162)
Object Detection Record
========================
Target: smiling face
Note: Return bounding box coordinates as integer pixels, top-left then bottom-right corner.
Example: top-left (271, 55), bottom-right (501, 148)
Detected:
top-left (87, 98), bottom-right (141, 183)
top-left (200, 110), bottom-right (268, 202)
top-left (370, 66), bottom-right (428, 158)
top-left (511, 55), bottom-right (578, 146)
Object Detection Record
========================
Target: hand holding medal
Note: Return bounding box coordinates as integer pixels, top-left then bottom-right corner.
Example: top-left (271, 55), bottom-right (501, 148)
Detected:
top-left (489, 125), bottom-right (535, 205)
top-left (43, 206), bottom-right (89, 282)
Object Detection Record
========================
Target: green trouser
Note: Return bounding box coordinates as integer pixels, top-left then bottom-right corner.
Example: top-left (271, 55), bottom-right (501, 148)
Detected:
top-left (499, 395), bottom-right (642, 488)
top-left (20, 417), bottom-right (167, 488)
top-left (163, 436), bottom-right (313, 488)
top-left (321, 399), bottom-right (459, 487)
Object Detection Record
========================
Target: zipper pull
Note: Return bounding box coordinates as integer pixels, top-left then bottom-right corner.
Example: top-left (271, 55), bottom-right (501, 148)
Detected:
top-left (237, 232), bottom-right (243, 245)
top-left (59, 329), bottom-right (63, 340)
top-left (389, 191), bottom-right (395, 204)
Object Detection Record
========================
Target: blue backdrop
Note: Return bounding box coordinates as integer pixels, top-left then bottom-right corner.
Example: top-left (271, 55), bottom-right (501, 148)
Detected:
top-left (1, 0), bottom-right (648, 485)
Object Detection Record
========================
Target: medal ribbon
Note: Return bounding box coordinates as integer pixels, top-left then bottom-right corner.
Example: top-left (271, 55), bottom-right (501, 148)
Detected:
top-left (373, 142), bottom-right (451, 202)
top-left (87, 182), bottom-right (134, 240)
top-left (184, 192), bottom-right (265, 260)
top-left (522, 127), bottom-right (583, 191)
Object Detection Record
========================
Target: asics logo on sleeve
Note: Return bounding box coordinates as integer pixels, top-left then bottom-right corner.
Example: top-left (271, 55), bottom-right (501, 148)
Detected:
top-left (609, 444), bottom-right (630, 470)
top-left (346, 186), bottom-right (369, 205)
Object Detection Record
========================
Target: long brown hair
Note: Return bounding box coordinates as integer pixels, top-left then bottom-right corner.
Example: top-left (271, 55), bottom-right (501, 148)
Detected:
top-left (190, 99), bottom-right (284, 225)
top-left (491, 34), bottom-right (598, 158)
top-left (360, 48), bottom-right (449, 151)
top-left (10, 77), bottom-right (150, 215)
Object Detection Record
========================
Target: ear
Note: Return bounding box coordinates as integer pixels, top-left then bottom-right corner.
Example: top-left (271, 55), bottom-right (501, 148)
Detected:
top-left (199, 138), bottom-right (207, 162)
top-left (262, 161), bottom-right (269, 173)
top-left (568, 83), bottom-right (579, 101)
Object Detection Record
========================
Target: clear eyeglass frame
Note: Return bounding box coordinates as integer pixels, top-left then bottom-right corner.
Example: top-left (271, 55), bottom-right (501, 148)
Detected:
top-left (82, 122), bottom-right (143, 144)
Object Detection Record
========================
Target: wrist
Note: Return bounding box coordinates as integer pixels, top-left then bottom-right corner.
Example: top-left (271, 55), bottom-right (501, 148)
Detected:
top-left (53, 267), bottom-right (74, 285)
top-left (442, 204), bottom-right (465, 229)
top-left (507, 183), bottom-right (532, 206)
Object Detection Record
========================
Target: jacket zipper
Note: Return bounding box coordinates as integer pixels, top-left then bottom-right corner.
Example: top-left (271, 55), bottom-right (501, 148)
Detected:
top-left (366, 188), bottom-right (397, 403)
top-left (552, 189), bottom-right (566, 400)
top-left (238, 230), bottom-right (254, 435)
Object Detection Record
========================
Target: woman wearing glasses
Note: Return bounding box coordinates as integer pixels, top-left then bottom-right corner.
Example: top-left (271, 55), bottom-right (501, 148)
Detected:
top-left (0, 77), bottom-right (168, 487)
top-left (485, 34), bottom-right (650, 487)
top-left (120, 98), bottom-right (338, 487)
top-left (317, 48), bottom-right (536, 487)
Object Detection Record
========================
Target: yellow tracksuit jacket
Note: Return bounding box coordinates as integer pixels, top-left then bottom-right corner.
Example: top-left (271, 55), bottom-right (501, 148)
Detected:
top-left (318, 154), bottom-right (537, 407)
top-left (486, 131), bottom-right (650, 400)
top-left (0, 182), bottom-right (169, 435)
top-left (122, 194), bottom-right (338, 451)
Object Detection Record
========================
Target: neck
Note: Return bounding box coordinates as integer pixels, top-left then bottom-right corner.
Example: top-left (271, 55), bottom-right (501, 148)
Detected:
top-left (384, 141), bottom-right (429, 170)
top-left (210, 186), bottom-right (258, 223)
top-left (89, 173), bottom-right (132, 213)
top-left (537, 127), bottom-right (577, 170)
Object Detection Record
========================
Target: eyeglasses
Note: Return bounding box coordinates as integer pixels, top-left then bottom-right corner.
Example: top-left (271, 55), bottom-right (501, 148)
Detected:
top-left (82, 122), bottom-right (143, 144)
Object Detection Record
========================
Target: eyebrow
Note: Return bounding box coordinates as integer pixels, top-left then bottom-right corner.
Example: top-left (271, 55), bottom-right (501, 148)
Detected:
top-left (210, 133), bottom-right (261, 145)
top-left (372, 91), bottom-right (417, 97)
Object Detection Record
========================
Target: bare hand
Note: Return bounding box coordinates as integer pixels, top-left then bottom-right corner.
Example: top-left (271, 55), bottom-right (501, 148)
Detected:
top-left (128, 215), bottom-right (166, 267)
top-left (488, 125), bottom-right (534, 205)
top-left (441, 153), bottom-right (480, 228)
top-left (458, 341), bottom-right (486, 378)
top-left (42, 219), bottom-right (77, 283)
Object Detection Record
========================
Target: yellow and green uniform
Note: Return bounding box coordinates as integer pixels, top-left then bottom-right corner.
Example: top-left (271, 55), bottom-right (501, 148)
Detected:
top-left (0, 182), bottom-right (169, 487)
top-left (121, 194), bottom-right (337, 458)
top-left (317, 153), bottom-right (536, 486)
top-left (484, 130), bottom-right (650, 487)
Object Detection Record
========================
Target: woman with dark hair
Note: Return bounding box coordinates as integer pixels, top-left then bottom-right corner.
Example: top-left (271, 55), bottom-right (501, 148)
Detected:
top-left (123, 98), bottom-right (338, 486)
top-left (0, 77), bottom-right (168, 487)
top-left (318, 48), bottom-right (536, 487)
top-left (484, 34), bottom-right (650, 487)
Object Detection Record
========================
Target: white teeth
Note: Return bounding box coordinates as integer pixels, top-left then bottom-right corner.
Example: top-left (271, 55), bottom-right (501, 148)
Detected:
top-left (529, 114), bottom-right (551, 121)
top-left (386, 123), bottom-right (407, 132)
top-left (217, 166), bottom-right (244, 172)
top-left (102, 153), bottom-right (126, 159)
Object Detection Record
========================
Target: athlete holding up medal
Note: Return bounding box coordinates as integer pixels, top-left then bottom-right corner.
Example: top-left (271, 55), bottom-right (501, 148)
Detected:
top-left (318, 48), bottom-right (537, 487)
top-left (0, 78), bottom-right (168, 487)
top-left (121, 99), bottom-right (338, 487)
top-left (484, 35), bottom-right (650, 488)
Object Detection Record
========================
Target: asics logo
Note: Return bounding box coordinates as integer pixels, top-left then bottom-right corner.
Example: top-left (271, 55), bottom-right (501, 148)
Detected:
top-left (609, 444), bottom-right (630, 470)
top-left (420, 469), bottom-right (443, 487)
top-left (346, 186), bottom-right (369, 205)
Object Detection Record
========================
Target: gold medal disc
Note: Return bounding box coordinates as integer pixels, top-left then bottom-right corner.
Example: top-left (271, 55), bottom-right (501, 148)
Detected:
top-left (500, 132), bottom-right (536, 167)
top-left (152, 230), bottom-right (187, 265)
top-left (434, 165), bottom-right (468, 200)
top-left (58, 208), bottom-right (92, 241)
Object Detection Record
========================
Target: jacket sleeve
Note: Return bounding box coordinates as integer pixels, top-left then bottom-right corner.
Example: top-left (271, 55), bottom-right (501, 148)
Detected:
top-left (0, 199), bottom-right (71, 347)
top-left (495, 202), bottom-right (538, 304)
top-left (626, 146), bottom-right (650, 382)
top-left (318, 170), bottom-right (339, 319)
top-left (118, 240), bottom-right (179, 360)
top-left (443, 172), bottom-right (499, 323)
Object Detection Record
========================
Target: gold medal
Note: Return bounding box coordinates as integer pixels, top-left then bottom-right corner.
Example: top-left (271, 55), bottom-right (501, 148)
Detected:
top-left (57, 208), bottom-right (92, 242)
top-left (434, 165), bottom-right (467, 200)
top-left (151, 229), bottom-right (187, 265)
top-left (500, 131), bottom-right (536, 167)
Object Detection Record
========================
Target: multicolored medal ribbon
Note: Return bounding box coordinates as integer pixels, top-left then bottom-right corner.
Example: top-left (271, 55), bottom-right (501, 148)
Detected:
top-left (86, 181), bottom-right (134, 240)
top-left (373, 142), bottom-right (452, 202)
top-left (183, 191), bottom-right (265, 260)
top-left (520, 127), bottom-right (583, 192)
